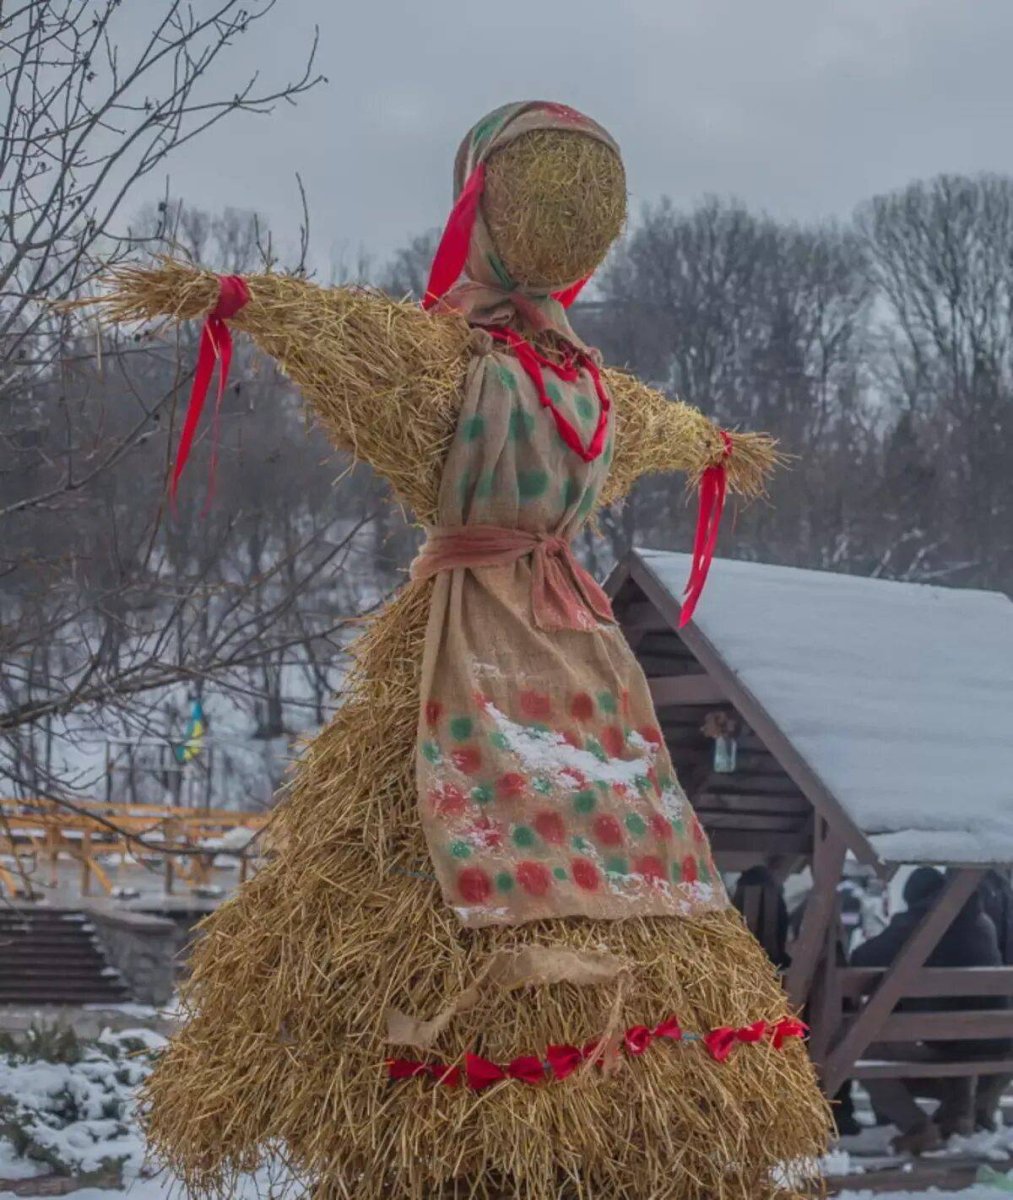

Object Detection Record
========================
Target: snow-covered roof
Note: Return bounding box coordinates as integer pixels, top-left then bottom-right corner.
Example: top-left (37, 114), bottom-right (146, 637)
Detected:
top-left (629, 549), bottom-right (1013, 867)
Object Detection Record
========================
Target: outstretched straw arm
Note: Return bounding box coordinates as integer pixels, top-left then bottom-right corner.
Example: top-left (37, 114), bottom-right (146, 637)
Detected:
top-left (86, 258), bottom-right (472, 522)
top-left (598, 369), bottom-right (784, 508)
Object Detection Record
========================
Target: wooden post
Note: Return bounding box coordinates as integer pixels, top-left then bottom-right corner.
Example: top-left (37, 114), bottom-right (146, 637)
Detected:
top-left (822, 867), bottom-right (983, 1096)
top-left (80, 831), bottom-right (91, 897)
top-left (787, 819), bottom-right (846, 1009)
top-left (164, 853), bottom-right (174, 896)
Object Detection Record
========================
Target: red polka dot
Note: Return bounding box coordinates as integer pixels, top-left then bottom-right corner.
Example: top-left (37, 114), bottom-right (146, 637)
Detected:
top-left (497, 772), bottom-right (527, 799)
top-left (570, 692), bottom-right (594, 721)
top-left (611, 781), bottom-right (631, 798)
top-left (649, 812), bottom-right (673, 841)
top-left (602, 725), bottom-right (625, 758)
top-left (560, 767), bottom-right (587, 789)
top-left (571, 857), bottom-right (601, 891)
top-left (472, 691), bottom-right (491, 712)
top-left (452, 746), bottom-right (483, 775)
top-left (469, 814), bottom-right (503, 850)
top-left (429, 782), bottom-right (466, 819)
top-left (458, 867), bottom-right (491, 904)
top-left (682, 855), bottom-right (699, 884)
top-left (691, 815), bottom-right (706, 844)
top-left (620, 689), bottom-right (631, 717)
top-left (425, 700), bottom-right (443, 727)
top-left (635, 855), bottom-right (667, 884)
top-left (592, 814), bottom-right (623, 847)
top-left (639, 726), bottom-right (663, 748)
top-left (647, 767), bottom-right (660, 793)
top-left (520, 690), bottom-right (552, 720)
top-left (516, 861), bottom-right (552, 896)
top-left (562, 729), bottom-right (583, 749)
top-left (534, 811), bottom-right (566, 844)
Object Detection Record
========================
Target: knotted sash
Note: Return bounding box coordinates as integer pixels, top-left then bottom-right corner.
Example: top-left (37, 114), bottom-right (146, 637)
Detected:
top-left (411, 525), bottom-right (614, 633)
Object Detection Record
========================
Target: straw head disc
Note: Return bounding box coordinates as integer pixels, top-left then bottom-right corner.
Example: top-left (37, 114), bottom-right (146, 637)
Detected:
top-left (483, 129), bottom-right (627, 290)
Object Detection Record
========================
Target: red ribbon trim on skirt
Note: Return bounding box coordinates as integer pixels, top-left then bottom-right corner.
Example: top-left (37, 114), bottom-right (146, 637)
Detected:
top-left (387, 1015), bottom-right (806, 1090)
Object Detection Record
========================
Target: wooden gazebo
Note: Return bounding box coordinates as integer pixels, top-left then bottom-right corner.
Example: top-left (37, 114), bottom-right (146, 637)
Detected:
top-left (607, 548), bottom-right (1013, 1099)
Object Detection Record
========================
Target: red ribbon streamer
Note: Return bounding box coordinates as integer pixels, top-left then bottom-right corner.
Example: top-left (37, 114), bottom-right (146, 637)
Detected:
top-left (679, 430), bottom-right (733, 628)
top-left (422, 165), bottom-right (487, 310)
top-left (704, 1020), bottom-right (769, 1063)
top-left (170, 274), bottom-right (250, 504)
top-left (487, 327), bottom-right (610, 463)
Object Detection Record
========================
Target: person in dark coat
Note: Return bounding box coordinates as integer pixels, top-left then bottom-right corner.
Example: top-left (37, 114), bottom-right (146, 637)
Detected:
top-left (732, 866), bottom-right (789, 971)
top-left (851, 867), bottom-right (1012, 1149)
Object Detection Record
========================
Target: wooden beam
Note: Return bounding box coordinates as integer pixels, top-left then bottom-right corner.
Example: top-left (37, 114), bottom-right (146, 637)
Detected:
top-left (649, 674), bottom-right (726, 707)
top-left (872, 1009), bottom-right (1013, 1041)
top-left (707, 828), bottom-right (812, 857)
top-left (786, 821), bottom-right (845, 1009)
top-left (822, 867), bottom-right (984, 1096)
top-left (839, 965), bottom-right (1013, 1001)
top-left (853, 1056), bottom-right (1013, 1080)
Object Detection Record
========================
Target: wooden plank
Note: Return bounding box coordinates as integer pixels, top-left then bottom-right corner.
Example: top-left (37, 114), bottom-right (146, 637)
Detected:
top-left (840, 966), bottom-right (1013, 1001)
top-left (822, 868), bottom-right (984, 1096)
top-left (787, 822), bottom-right (845, 1009)
top-left (696, 791), bottom-right (811, 815)
top-left (699, 812), bottom-right (807, 833)
top-left (872, 1009), bottom-right (1013, 1041)
top-left (852, 1057), bottom-right (1013, 1080)
top-left (649, 674), bottom-right (727, 706)
top-left (708, 828), bottom-right (812, 857)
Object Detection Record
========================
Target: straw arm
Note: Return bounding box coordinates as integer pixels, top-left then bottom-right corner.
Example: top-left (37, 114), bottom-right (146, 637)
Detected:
top-left (84, 258), bottom-right (472, 520)
top-left (598, 369), bottom-right (784, 506)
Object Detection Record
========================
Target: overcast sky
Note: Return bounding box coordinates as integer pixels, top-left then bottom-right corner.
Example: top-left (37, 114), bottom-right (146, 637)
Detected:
top-left (157, 0), bottom-right (1013, 272)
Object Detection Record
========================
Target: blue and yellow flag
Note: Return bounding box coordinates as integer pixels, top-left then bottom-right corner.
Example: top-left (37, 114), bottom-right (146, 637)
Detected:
top-left (175, 699), bottom-right (205, 764)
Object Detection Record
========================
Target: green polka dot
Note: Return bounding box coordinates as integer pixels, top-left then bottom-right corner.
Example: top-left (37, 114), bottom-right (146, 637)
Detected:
top-left (489, 731), bottom-right (510, 751)
top-left (698, 863), bottom-right (712, 884)
top-left (471, 783), bottom-right (493, 805)
top-left (670, 818), bottom-right (686, 836)
top-left (509, 408), bottom-right (535, 440)
top-left (573, 790), bottom-right (597, 814)
top-left (586, 737), bottom-right (607, 763)
top-left (474, 471), bottom-right (494, 499)
top-left (544, 381), bottom-right (563, 403)
top-left (463, 415), bottom-right (485, 441)
top-left (517, 469), bottom-right (549, 500)
top-left (553, 867), bottom-right (568, 881)
top-left (450, 716), bottom-right (474, 741)
top-left (533, 777), bottom-right (552, 795)
top-left (422, 741), bottom-right (441, 764)
top-left (571, 835), bottom-right (589, 851)
top-left (597, 692), bottom-right (617, 714)
top-left (606, 856), bottom-right (630, 876)
top-left (577, 487), bottom-right (597, 517)
top-left (562, 478), bottom-right (581, 507)
top-left (671, 861), bottom-right (683, 883)
top-left (513, 825), bottom-right (536, 848)
top-left (496, 871), bottom-right (515, 893)
top-left (625, 813), bottom-right (647, 838)
top-left (634, 774), bottom-right (652, 795)
top-left (526, 722), bottom-right (551, 736)
top-left (487, 252), bottom-right (514, 289)
top-left (659, 773), bottom-right (674, 790)
top-left (595, 779), bottom-right (610, 792)
top-left (496, 364), bottom-right (519, 390)
top-left (576, 394), bottom-right (595, 421)
top-left (450, 841), bottom-right (471, 859)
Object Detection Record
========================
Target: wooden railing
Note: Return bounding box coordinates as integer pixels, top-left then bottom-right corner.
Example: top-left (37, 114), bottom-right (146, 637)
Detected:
top-left (0, 797), bottom-right (271, 899)
top-left (821, 965), bottom-right (1013, 1093)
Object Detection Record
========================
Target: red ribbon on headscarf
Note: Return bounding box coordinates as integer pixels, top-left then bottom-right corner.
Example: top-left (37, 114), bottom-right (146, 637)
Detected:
top-left (704, 1019), bottom-right (768, 1063)
top-left (170, 274), bottom-right (250, 504)
top-left (679, 430), bottom-right (733, 628)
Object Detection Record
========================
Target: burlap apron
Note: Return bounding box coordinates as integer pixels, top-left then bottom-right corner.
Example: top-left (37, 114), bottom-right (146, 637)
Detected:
top-left (412, 100), bottom-right (727, 929)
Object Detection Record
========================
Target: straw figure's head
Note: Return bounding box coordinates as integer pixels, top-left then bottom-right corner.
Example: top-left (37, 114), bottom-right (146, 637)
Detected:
top-left (424, 102), bottom-right (627, 311)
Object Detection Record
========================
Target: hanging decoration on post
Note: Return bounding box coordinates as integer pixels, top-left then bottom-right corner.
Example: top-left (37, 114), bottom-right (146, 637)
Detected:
top-left (702, 711), bottom-right (740, 775)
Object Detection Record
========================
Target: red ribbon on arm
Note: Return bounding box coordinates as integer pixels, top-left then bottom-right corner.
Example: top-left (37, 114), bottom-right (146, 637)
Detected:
top-left (704, 1020), bottom-right (768, 1063)
top-left (771, 1017), bottom-right (808, 1050)
top-left (422, 164), bottom-right (486, 310)
top-left (679, 430), bottom-right (733, 629)
top-left (170, 274), bottom-right (250, 504)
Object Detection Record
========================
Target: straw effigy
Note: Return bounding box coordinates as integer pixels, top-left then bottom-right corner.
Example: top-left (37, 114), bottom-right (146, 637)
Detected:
top-left (82, 117), bottom-right (831, 1199)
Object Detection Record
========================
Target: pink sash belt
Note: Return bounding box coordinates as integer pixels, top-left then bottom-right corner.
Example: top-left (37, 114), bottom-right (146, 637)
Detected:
top-left (410, 525), bottom-right (614, 633)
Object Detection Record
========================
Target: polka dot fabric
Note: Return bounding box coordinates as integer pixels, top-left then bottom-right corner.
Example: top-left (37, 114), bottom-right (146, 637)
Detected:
top-left (417, 349), bottom-right (724, 925)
